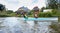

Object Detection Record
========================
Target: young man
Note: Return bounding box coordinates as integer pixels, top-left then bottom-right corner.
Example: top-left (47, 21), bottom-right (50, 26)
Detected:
top-left (33, 6), bottom-right (39, 18)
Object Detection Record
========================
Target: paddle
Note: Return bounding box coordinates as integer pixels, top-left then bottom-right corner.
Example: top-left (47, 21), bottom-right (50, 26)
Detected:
top-left (24, 14), bottom-right (28, 19)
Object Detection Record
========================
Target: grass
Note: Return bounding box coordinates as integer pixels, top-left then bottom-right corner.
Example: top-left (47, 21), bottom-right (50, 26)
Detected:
top-left (58, 17), bottom-right (60, 22)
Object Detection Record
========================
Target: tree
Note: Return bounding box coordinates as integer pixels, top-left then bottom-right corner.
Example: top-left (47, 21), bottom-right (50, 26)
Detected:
top-left (0, 4), bottom-right (5, 12)
top-left (47, 0), bottom-right (58, 9)
top-left (41, 7), bottom-right (45, 12)
top-left (6, 10), bottom-right (13, 14)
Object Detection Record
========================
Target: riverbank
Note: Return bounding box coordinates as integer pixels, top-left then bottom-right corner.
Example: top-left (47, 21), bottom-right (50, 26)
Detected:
top-left (0, 9), bottom-right (60, 22)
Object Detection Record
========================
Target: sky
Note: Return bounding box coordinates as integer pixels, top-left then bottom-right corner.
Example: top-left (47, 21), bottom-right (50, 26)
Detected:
top-left (0, 0), bottom-right (46, 11)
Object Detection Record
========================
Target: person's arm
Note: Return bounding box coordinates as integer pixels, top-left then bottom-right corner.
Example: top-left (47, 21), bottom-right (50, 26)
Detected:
top-left (34, 14), bottom-right (38, 18)
top-left (34, 12), bottom-right (38, 18)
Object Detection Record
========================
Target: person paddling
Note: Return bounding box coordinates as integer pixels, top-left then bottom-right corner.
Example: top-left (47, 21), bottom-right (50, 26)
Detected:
top-left (33, 6), bottom-right (39, 18)
top-left (16, 9), bottom-right (28, 19)
top-left (33, 6), bottom-right (39, 33)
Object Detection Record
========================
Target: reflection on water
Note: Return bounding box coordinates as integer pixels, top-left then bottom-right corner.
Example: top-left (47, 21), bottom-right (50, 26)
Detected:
top-left (0, 17), bottom-right (52, 33)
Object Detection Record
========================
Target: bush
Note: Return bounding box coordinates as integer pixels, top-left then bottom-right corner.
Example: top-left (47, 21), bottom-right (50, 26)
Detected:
top-left (39, 12), bottom-right (53, 17)
top-left (52, 9), bottom-right (57, 14)
top-left (0, 15), bottom-right (9, 17)
top-left (50, 24), bottom-right (58, 31)
top-left (50, 22), bottom-right (60, 33)
top-left (45, 12), bottom-right (53, 17)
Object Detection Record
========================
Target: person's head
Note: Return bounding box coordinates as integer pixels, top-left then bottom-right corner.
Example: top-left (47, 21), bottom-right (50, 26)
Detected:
top-left (33, 6), bottom-right (39, 14)
top-left (33, 6), bottom-right (39, 12)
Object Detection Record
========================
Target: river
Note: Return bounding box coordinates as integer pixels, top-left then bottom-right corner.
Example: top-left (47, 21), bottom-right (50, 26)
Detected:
top-left (0, 17), bottom-right (53, 33)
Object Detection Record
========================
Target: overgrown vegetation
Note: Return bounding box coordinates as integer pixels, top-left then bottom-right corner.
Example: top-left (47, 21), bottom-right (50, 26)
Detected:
top-left (49, 22), bottom-right (60, 33)
top-left (0, 9), bottom-right (60, 17)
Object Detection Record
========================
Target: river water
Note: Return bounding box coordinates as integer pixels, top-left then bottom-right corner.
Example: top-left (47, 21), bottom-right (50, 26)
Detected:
top-left (0, 17), bottom-right (53, 33)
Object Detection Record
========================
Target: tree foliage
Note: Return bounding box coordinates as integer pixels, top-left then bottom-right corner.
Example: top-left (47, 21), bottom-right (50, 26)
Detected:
top-left (6, 10), bottom-right (13, 14)
top-left (47, 0), bottom-right (58, 9)
top-left (0, 4), bottom-right (5, 11)
top-left (41, 7), bottom-right (45, 12)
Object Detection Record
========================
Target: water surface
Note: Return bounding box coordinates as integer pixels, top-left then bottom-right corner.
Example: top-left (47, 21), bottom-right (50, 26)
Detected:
top-left (0, 17), bottom-right (53, 33)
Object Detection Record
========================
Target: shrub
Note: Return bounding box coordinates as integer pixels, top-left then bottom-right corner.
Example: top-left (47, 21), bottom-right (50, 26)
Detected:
top-left (39, 12), bottom-right (53, 17)
top-left (0, 15), bottom-right (9, 17)
top-left (52, 9), bottom-right (57, 14)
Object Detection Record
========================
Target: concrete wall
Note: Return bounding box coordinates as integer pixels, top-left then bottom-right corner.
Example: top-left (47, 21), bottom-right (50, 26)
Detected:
top-left (43, 9), bottom-right (53, 12)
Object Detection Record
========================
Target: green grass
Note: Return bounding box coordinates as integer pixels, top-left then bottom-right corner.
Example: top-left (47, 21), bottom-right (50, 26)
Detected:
top-left (58, 17), bottom-right (60, 22)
